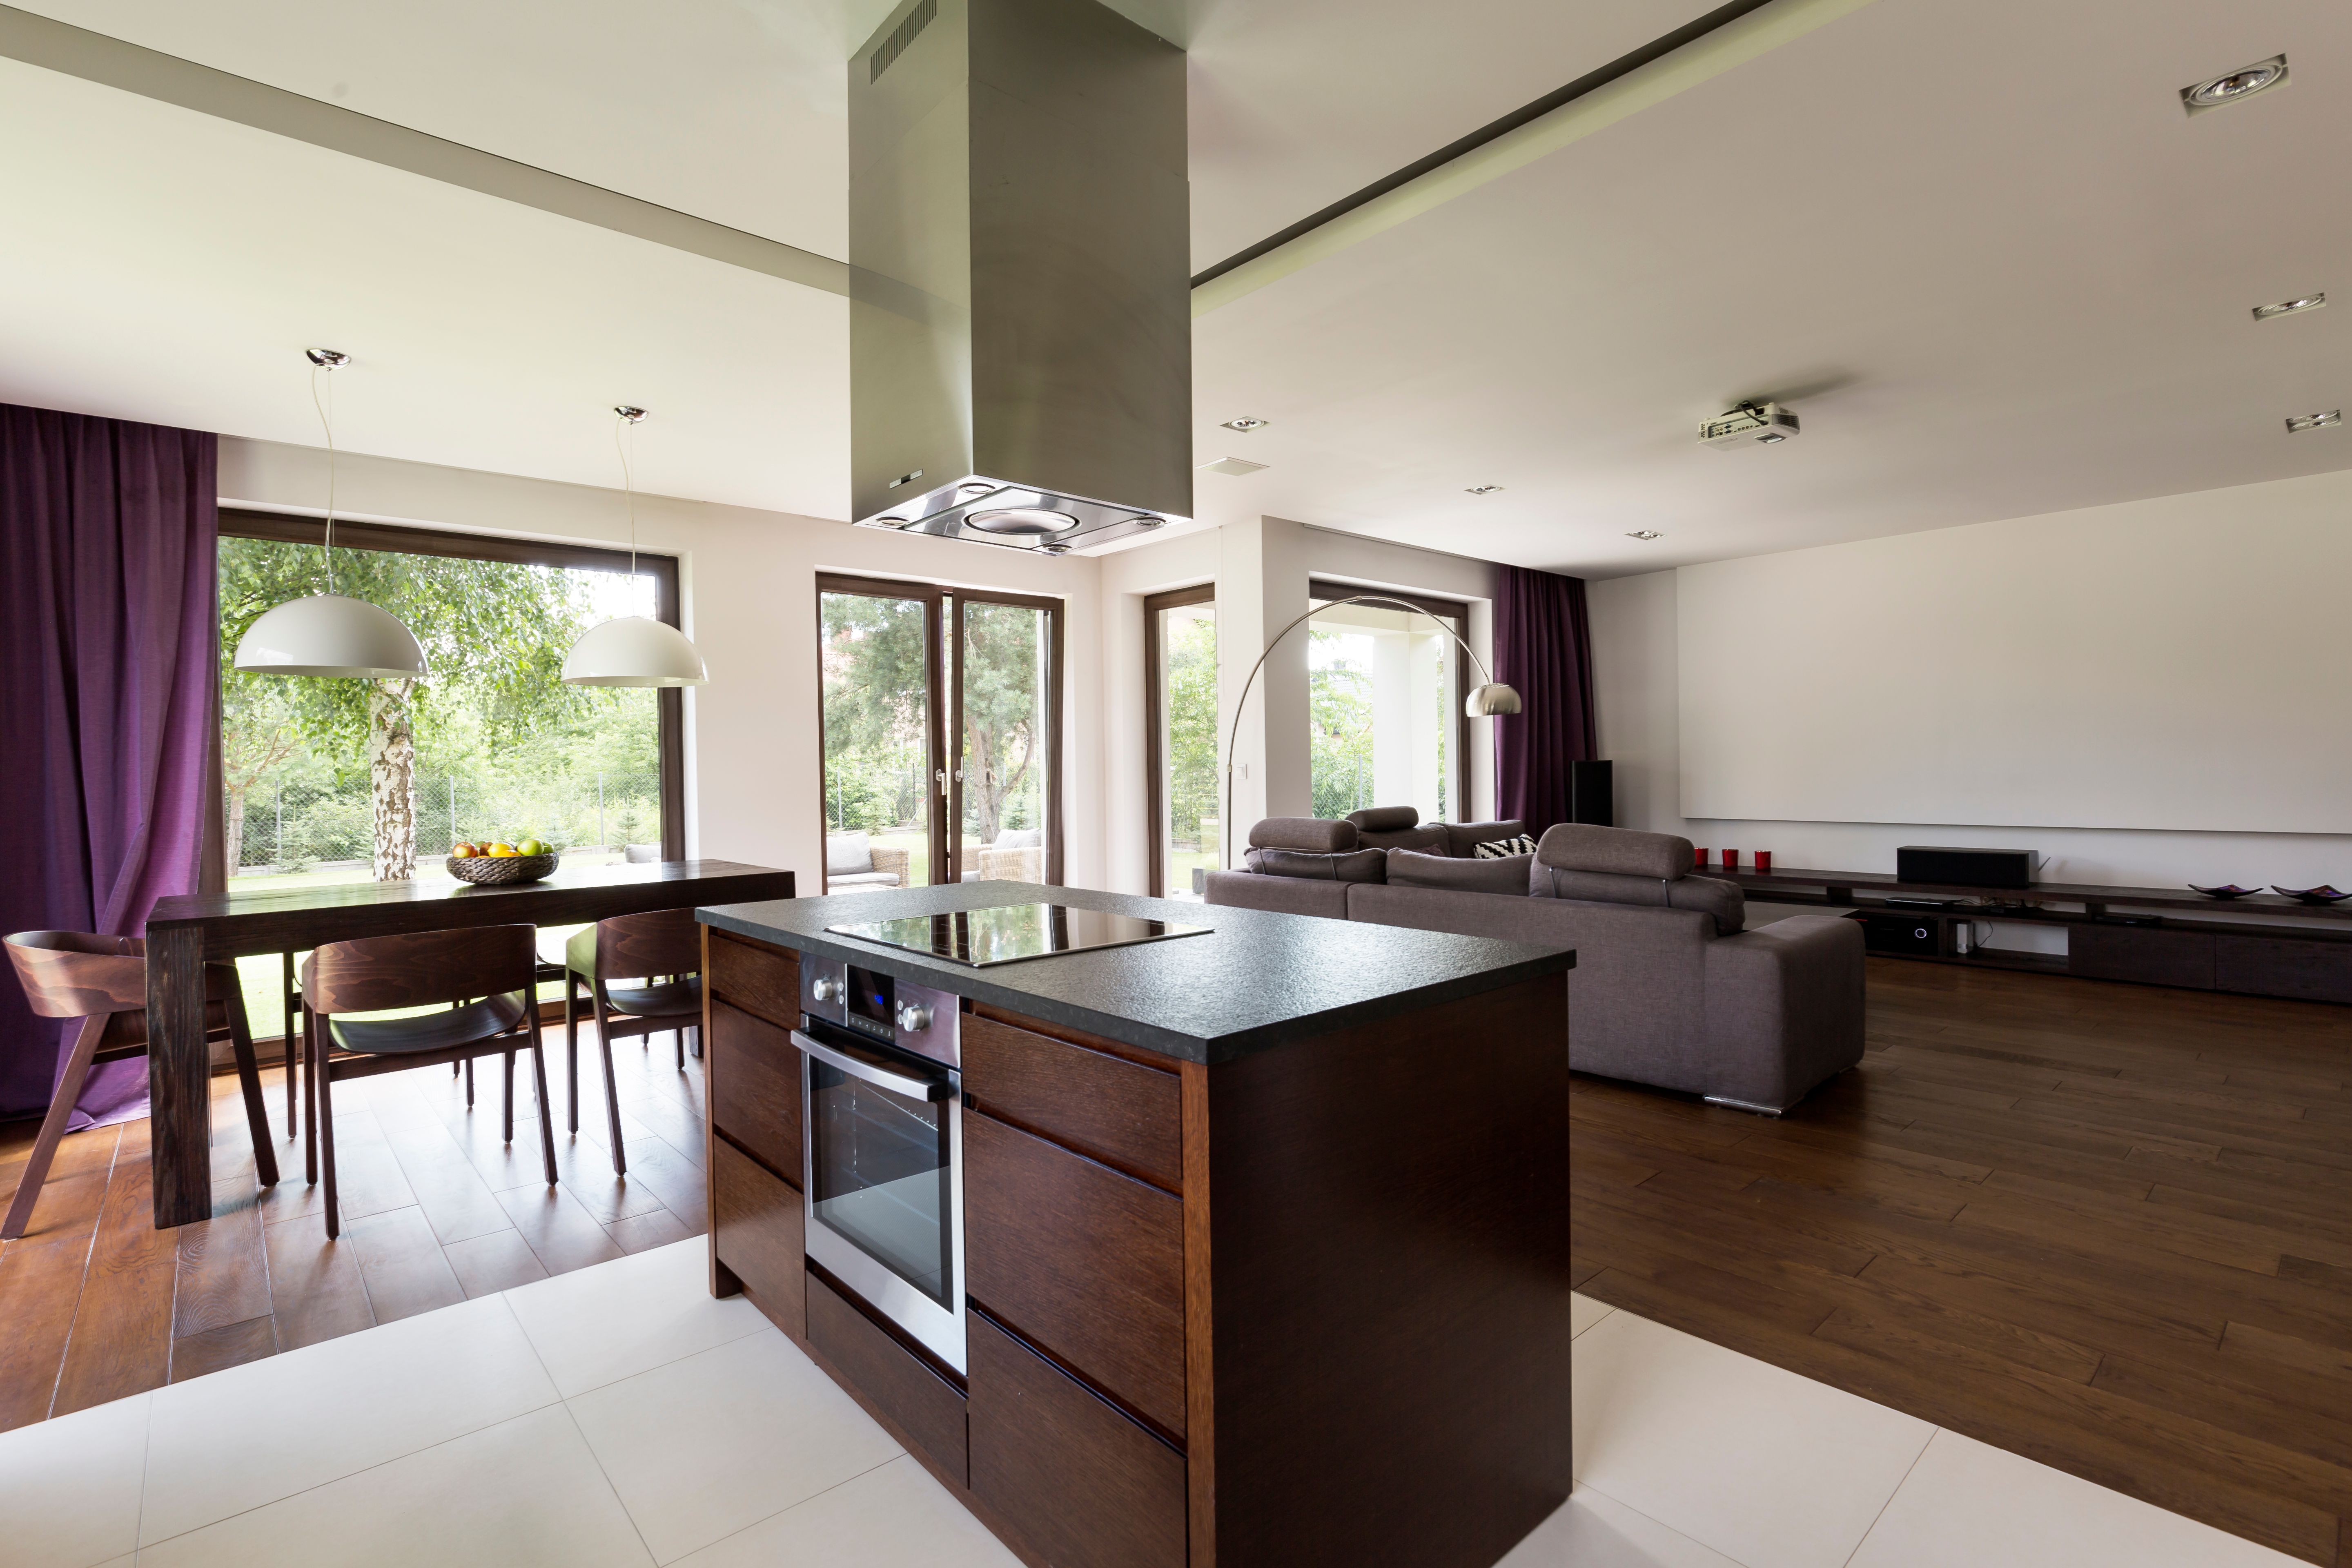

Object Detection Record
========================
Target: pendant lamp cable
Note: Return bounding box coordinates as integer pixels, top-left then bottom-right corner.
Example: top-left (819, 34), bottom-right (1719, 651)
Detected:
top-left (312, 359), bottom-right (338, 594)
top-left (614, 405), bottom-right (648, 610)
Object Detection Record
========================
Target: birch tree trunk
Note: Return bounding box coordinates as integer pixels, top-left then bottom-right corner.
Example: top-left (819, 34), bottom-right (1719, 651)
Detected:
top-left (224, 791), bottom-right (247, 875)
top-left (368, 679), bottom-right (419, 881)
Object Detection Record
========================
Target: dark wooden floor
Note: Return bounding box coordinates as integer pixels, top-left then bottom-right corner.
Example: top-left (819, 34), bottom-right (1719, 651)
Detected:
top-left (0, 1024), bottom-right (710, 1432)
top-left (1574, 956), bottom-right (2352, 1568)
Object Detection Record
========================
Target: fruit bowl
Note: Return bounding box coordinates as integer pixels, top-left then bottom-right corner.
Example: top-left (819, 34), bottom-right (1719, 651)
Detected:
top-left (447, 851), bottom-right (560, 886)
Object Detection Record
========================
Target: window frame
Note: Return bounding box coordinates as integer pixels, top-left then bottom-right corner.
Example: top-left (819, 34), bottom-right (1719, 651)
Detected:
top-left (1144, 582), bottom-right (1216, 898)
top-left (218, 508), bottom-right (687, 858)
top-left (1305, 578), bottom-right (1473, 825)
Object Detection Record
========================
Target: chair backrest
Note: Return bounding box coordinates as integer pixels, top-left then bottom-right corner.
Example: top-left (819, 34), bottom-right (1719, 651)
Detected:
top-left (597, 907), bottom-right (702, 981)
top-left (4, 931), bottom-right (147, 1019)
top-left (624, 843), bottom-right (662, 864)
top-left (307, 924), bottom-right (539, 1016)
top-left (826, 832), bottom-right (874, 875)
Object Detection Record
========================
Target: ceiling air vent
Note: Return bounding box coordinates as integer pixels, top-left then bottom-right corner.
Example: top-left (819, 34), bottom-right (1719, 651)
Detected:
top-left (870, 0), bottom-right (937, 82)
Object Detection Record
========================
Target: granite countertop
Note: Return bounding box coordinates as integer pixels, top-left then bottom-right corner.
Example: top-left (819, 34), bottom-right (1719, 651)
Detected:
top-left (698, 881), bottom-right (1573, 1065)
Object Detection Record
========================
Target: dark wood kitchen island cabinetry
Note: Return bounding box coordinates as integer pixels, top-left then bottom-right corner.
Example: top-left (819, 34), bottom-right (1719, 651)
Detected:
top-left (698, 883), bottom-right (1575, 1568)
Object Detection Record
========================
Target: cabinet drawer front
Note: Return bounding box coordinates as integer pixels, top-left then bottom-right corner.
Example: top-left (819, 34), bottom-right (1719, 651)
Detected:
top-left (2070, 925), bottom-right (2215, 989)
top-left (712, 1136), bottom-right (805, 1339)
top-left (709, 931), bottom-right (801, 1031)
top-left (963, 1011), bottom-right (1182, 1192)
top-left (807, 1273), bottom-right (969, 1484)
top-left (2215, 934), bottom-right (2352, 1004)
top-left (709, 999), bottom-right (802, 1182)
top-left (965, 1111), bottom-right (1186, 1439)
top-left (969, 1312), bottom-right (1185, 1568)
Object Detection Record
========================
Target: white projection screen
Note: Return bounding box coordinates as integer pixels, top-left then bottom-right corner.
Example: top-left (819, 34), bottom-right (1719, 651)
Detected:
top-left (1675, 489), bottom-right (2352, 834)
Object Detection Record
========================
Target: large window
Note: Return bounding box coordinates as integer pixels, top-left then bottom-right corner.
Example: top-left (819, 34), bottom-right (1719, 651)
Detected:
top-left (218, 511), bottom-right (683, 1025)
top-left (1306, 583), bottom-right (1467, 824)
top-left (818, 575), bottom-right (1062, 893)
top-left (1145, 585), bottom-right (1216, 899)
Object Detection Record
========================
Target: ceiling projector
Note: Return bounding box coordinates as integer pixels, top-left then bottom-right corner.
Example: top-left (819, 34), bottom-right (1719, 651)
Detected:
top-left (1699, 401), bottom-right (1800, 449)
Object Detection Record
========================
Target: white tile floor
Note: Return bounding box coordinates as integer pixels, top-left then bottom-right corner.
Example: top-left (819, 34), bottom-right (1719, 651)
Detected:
top-left (0, 1238), bottom-right (2309, 1568)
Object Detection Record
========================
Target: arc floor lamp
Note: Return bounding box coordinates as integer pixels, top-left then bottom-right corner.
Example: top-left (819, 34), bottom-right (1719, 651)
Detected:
top-left (1220, 595), bottom-right (1521, 870)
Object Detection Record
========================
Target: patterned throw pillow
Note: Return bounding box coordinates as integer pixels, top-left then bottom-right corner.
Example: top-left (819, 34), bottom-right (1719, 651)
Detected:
top-left (1473, 834), bottom-right (1538, 859)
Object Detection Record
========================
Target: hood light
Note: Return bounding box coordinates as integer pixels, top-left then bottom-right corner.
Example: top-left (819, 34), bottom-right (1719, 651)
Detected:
top-left (967, 506), bottom-right (1079, 535)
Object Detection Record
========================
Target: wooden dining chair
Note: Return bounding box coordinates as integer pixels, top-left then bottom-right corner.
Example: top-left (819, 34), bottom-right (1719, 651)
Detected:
top-left (4, 931), bottom-right (279, 1240)
top-left (561, 908), bottom-right (703, 1176)
top-left (301, 923), bottom-right (556, 1239)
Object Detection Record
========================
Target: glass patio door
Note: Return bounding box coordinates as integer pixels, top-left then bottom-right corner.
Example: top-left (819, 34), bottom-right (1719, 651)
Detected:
top-left (1146, 585), bottom-right (1216, 898)
top-left (819, 577), bottom-right (1060, 894)
top-left (952, 592), bottom-right (1060, 887)
top-left (820, 579), bottom-right (944, 893)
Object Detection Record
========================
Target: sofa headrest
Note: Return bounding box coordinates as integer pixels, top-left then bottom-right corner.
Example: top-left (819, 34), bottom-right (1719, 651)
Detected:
top-left (1357, 824), bottom-right (1450, 856)
top-left (1535, 823), bottom-right (1694, 881)
top-left (1530, 863), bottom-right (1745, 935)
top-left (1345, 806), bottom-right (1421, 833)
top-left (1250, 817), bottom-right (1359, 853)
top-left (1387, 848), bottom-right (1531, 895)
top-left (1244, 847), bottom-right (1386, 883)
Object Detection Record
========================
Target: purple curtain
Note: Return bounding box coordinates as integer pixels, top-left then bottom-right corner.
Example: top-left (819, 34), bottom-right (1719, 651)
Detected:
top-left (0, 404), bottom-right (218, 1129)
top-left (1493, 565), bottom-right (1596, 837)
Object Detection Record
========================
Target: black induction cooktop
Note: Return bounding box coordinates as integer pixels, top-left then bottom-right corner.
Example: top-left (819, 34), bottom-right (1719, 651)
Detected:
top-left (826, 901), bottom-right (1211, 968)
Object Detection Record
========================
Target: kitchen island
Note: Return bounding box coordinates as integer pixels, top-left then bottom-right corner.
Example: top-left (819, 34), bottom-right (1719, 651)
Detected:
top-left (695, 882), bottom-right (1573, 1568)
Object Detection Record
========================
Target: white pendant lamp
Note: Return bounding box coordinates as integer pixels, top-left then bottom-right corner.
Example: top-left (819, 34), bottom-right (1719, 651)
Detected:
top-left (234, 350), bottom-right (428, 679)
top-left (563, 406), bottom-right (707, 688)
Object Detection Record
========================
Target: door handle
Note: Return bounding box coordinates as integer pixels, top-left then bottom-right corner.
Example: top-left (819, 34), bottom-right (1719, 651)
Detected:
top-left (793, 1030), bottom-right (955, 1102)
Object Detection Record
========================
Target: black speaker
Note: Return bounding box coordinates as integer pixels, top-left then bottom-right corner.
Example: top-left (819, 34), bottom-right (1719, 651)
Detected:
top-left (1895, 846), bottom-right (2040, 889)
top-left (1569, 760), bottom-right (1613, 827)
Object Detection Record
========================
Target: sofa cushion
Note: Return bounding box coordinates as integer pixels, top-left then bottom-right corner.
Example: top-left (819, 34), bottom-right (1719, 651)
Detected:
top-left (1530, 862), bottom-right (1745, 935)
top-left (1345, 806), bottom-right (1421, 832)
top-left (825, 832), bottom-right (873, 874)
top-left (1536, 823), bottom-right (1695, 880)
top-left (1244, 847), bottom-right (1388, 882)
top-left (1443, 819), bottom-right (1530, 858)
top-left (1357, 824), bottom-right (1450, 855)
top-left (1249, 817), bottom-right (1359, 853)
top-left (1387, 849), bottom-right (1532, 895)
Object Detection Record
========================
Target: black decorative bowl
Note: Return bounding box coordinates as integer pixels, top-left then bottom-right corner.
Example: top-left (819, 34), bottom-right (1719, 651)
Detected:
top-left (2189, 884), bottom-right (2263, 899)
top-left (447, 852), bottom-right (559, 886)
top-left (2272, 884), bottom-right (2352, 905)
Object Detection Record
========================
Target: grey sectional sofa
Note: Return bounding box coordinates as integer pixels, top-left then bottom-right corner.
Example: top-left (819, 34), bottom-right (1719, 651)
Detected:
top-left (1205, 809), bottom-right (1866, 1113)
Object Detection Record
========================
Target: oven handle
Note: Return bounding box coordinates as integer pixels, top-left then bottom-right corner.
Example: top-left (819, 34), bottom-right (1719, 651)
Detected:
top-left (792, 1030), bottom-right (956, 1103)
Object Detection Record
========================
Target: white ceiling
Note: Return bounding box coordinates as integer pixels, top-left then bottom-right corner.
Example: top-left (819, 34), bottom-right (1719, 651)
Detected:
top-left (2, 0), bottom-right (2349, 577)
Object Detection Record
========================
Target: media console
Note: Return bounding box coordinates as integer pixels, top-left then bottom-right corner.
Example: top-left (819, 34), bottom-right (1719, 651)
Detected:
top-left (1728, 865), bottom-right (2352, 1005)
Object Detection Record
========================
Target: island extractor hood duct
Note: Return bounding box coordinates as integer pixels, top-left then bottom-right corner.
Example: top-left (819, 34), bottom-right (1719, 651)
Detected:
top-left (849, 0), bottom-right (1192, 551)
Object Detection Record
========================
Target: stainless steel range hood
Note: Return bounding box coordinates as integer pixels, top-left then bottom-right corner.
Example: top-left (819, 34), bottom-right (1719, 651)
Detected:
top-left (849, 0), bottom-right (1191, 552)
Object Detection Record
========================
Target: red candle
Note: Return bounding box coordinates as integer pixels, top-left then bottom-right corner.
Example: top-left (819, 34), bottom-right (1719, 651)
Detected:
top-left (1722, 850), bottom-right (1741, 870)
top-left (1755, 850), bottom-right (1773, 873)
top-left (1694, 847), bottom-right (1709, 868)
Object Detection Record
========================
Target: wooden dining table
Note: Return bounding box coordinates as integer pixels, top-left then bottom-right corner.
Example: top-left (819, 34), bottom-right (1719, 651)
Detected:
top-left (141, 858), bottom-right (795, 1228)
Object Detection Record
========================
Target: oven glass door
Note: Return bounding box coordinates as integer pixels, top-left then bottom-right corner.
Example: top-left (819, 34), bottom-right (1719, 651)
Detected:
top-left (796, 1027), bottom-right (965, 1371)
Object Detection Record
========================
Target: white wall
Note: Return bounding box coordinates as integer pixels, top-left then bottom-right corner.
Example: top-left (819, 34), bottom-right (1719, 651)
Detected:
top-left (219, 437), bottom-right (1106, 896)
top-left (1591, 468), bottom-right (2352, 895)
top-left (1094, 516), bottom-right (1503, 893)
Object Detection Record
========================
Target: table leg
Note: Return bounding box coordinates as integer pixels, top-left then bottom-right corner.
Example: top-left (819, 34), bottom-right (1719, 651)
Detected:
top-left (146, 924), bottom-right (213, 1227)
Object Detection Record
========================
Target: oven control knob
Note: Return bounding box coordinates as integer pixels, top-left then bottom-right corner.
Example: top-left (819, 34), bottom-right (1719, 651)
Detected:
top-left (811, 976), bottom-right (840, 1004)
top-left (896, 1001), bottom-right (934, 1033)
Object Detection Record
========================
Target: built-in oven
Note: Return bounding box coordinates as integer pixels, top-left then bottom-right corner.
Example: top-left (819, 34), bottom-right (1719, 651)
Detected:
top-left (795, 955), bottom-right (965, 1373)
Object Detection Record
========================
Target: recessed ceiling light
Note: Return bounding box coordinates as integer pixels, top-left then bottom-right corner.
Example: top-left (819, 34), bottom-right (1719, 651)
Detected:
top-left (1626, 530), bottom-right (1662, 541)
top-left (1131, 514), bottom-right (1167, 529)
top-left (1198, 456), bottom-right (1267, 476)
top-left (1221, 417), bottom-right (1269, 433)
top-left (2182, 56), bottom-right (2287, 114)
top-left (1465, 485), bottom-right (1504, 495)
top-left (966, 506), bottom-right (1078, 535)
top-left (2285, 410), bottom-right (2342, 433)
top-left (2253, 294), bottom-right (2325, 321)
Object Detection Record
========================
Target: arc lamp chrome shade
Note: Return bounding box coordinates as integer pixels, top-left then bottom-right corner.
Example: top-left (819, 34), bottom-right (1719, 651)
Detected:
top-left (561, 616), bottom-right (708, 687)
top-left (1466, 682), bottom-right (1523, 717)
top-left (233, 595), bottom-right (428, 679)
